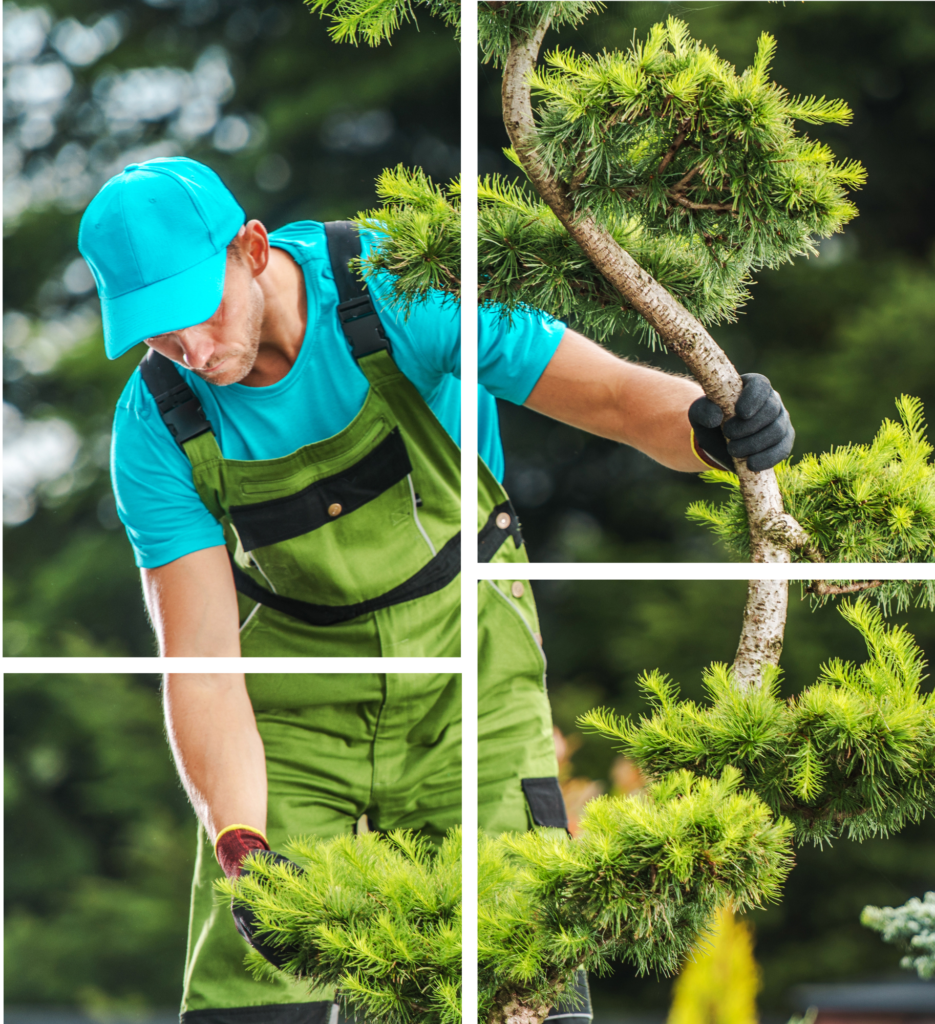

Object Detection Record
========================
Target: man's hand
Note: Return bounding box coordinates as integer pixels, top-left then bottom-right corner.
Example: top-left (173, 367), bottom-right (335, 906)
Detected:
top-left (688, 373), bottom-right (795, 472)
top-left (229, 850), bottom-right (306, 971)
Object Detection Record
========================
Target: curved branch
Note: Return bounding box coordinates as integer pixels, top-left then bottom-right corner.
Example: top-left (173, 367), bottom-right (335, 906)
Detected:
top-left (500, 9), bottom-right (808, 565)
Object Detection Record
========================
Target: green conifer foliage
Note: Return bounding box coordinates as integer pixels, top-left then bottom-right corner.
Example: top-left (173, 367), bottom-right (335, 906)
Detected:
top-left (581, 600), bottom-right (935, 846)
top-left (479, 3), bottom-right (602, 69)
top-left (277, 0), bottom-right (466, 318)
top-left (861, 892), bottom-right (935, 980)
top-left (356, 165), bottom-right (460, 313)
top-left (306, 0), bottom-right (460, 46)
top-left (218, 830), bottom-right (462, 1024)
top-left (687, 396), bottom-right (935, 563)
top-left (481, 769), bottom-right (792, 1023)
top-left (479, 16), bottom-right (865, 350)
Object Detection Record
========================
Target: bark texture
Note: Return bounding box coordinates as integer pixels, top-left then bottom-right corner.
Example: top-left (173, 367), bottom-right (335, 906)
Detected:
top-left (488, 993), bottom-right (553, 1024)
top-left (733, 579), bottom-right (788, 691)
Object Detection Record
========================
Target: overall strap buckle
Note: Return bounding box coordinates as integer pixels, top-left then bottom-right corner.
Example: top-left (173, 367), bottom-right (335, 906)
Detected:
top-left (478, 499), bottom-right (525, 562)
top-left (138, 350), bottom-right (212, 447)
top-left (324, 220), bottom-right (392, 362)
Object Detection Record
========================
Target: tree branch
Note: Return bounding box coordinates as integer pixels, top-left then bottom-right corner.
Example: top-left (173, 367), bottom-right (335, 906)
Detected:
top-left (670, 162), bottom-right (704, 193)
top-left (656, 118), bottom-right (692, 176)
top-left (670, 193), bottom-right (738, 214)
top-left (806, 580), bottom-right (884, 597)
top-left (500, 12), bottom-right (807, 565)
top-left (733, 579), bottom-right (788, 690)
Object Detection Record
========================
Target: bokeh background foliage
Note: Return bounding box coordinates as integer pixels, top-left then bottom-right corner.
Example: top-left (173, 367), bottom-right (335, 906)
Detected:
top-left (483, 1), bottom-right (935, 562)
top-left (536, 579), bottom-right (935, 1018)
top-left (4, 675), bottom-right (195, 1015)
top-left (3, 0), bottom-right (459, 656)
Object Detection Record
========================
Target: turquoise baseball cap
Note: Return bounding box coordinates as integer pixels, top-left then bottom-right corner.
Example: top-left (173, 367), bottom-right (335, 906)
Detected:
top-left (78, 157), bottom-right (245, 359)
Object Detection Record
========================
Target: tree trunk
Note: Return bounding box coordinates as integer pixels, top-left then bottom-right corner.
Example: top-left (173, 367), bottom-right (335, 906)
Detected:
top-left (733, 579), bottom-right (788, 690)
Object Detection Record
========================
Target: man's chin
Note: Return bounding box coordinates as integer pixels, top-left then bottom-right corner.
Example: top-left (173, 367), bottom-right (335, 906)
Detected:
top-left (195, 362), bottom-right (250, 386)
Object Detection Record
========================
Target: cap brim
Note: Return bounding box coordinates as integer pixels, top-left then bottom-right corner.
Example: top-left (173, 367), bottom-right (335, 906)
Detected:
top-left (101, 246), bottom-right (229, 360)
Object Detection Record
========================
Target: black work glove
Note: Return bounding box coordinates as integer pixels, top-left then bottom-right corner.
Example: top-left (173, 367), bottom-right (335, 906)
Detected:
top-left (230, 850), bottom-right (305, 972)
top-left (688, 373), bottom-right (794, 473)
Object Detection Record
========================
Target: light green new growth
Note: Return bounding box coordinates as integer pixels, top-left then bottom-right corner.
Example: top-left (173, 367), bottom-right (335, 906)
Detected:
top-left (479, 3), bottom-right (603, 69)
top-left (481, 17), bottom-right (864, 349)
top-left (688, 396), bottom-right (935, 566)
top-left (862, 892), bottom-right (935, 980)
top-left (306, 0), bottom-right (459, 46)
top-left (581, 600), bottom-right (935, 845)
top-left (355, 165), bottom-right (460, 313)
top-left (217, 830), bottom-right (462, 1024)
top-left (481, 769), bottom-right (792, 1022)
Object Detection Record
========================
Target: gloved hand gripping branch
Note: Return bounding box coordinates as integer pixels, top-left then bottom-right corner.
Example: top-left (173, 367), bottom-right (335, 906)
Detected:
top-left (689, 373), bottom-right (794, 473)
top-left (215, 824), bottom-right (305, 971)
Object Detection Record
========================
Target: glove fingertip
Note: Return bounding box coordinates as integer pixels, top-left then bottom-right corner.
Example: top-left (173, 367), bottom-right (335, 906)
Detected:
top-left (689, 396), bottom-right (724, 429)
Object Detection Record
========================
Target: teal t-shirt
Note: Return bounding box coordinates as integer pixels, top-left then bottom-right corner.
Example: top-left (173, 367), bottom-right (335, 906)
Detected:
top-left (111, 221), bottom-right (565, 568)
top-left (477, 302), bottom-right (565, 481)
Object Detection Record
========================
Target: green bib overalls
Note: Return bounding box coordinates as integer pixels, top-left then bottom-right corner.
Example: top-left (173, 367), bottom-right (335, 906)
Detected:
top-left (179, 673), bottom-right (463, 1024)
top-left (139, 224), bottom-right (461, 658)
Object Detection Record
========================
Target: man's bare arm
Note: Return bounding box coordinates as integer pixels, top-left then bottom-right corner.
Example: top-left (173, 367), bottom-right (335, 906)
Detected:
top-left (163, 674), bottom-right (267, 842)
top-left (525, 328), bottom-right (706, 472)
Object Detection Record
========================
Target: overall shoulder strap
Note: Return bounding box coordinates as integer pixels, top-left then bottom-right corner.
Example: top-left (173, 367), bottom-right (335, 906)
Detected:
top-left (138, 349), bottom-right (213, 447)
top-left (324, 220), bottom-right (391, 360)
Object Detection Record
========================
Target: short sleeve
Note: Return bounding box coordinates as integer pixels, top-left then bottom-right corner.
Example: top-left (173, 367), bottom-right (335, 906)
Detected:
top-left (478, 305), bottom-right (566, 405)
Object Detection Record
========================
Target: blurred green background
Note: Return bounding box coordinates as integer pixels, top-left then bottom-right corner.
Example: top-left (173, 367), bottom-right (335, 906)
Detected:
top-left (535, 580), bottom-right (935, 1019)
top-left (4, 675), bottom-right (193, 1016)
top-left (3, 0), bottom-right (459, 656)
top-left (482, 1), bottom-right (935, 562)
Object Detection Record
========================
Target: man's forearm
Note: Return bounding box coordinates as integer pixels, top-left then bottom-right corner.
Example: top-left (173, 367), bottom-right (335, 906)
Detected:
top-left (525, 329), bottom-right (706, 472)
top-left (606, 360), bottom-right (708, 471)
top-left (163, 674), bottom-right (267, 842)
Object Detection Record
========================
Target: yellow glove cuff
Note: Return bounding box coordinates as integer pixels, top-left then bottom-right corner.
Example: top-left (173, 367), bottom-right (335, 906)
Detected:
top-left (213, 823), bottom-right (269, 856)
top-left (691, 428), bottom-right (727, 471)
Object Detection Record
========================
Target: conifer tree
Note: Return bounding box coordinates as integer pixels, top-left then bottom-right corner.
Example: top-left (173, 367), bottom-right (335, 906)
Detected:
top-left (862, 892), bottom-right (935, 980)
top-left (222, 587), bottom-right (935, 1024)
top-left (477, 4), bottom-right (935, 576)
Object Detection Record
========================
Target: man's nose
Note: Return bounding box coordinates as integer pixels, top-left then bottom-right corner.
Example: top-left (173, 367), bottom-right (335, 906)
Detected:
top-left (179, 337), bottom-right (215, 366)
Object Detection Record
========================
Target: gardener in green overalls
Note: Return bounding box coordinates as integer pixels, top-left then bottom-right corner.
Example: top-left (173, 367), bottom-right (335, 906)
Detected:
top-left (475, 581), bottom-right (589, 1019)
top-left (160, 671), bottom-right (463, 1024)
top-left (82, 159), bottom-right (462, 660)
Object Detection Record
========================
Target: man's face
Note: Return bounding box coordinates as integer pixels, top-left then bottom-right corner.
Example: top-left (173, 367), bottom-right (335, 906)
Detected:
top-left (144, 251), bottom-right (265, 386)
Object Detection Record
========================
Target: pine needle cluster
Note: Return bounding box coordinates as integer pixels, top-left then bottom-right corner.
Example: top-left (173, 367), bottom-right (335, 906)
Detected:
top-left (479, 770), bottom-right (792, 1022)
top-left (217, 830), bottom-right (462, 1024)
top-left (356, 165), bottom-right (460, 314)
top-left (302, 1), bottom-right (464, 309)
top-left (306, 0), bottom-right (460, 46)
top-left (479, 2), bottom-right (603, 69)
top-left (687, 396), bottom-right (935, 564)
top-left (861, 892), bottom-right (935, 980)
top-left (581, 600), bottom-right (935, 845)
top-left (477, 14), bottom-right (864, 352)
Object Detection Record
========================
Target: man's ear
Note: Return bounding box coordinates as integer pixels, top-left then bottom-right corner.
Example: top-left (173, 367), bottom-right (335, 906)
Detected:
top-left (239, 220), bottom-right (270, 277)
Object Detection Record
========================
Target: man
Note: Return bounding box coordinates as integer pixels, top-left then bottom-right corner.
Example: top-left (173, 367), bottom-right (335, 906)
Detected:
top-left (162, 671), bottom-right (461, 1023)
top-left (475, 303), bottom-right (794, 565)
top-left (80, 157), bottom-right (462, 659)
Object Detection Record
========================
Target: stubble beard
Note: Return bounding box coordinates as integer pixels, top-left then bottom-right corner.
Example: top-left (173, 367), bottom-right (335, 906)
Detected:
top-left (195, 284), bottom-right (265, 386)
